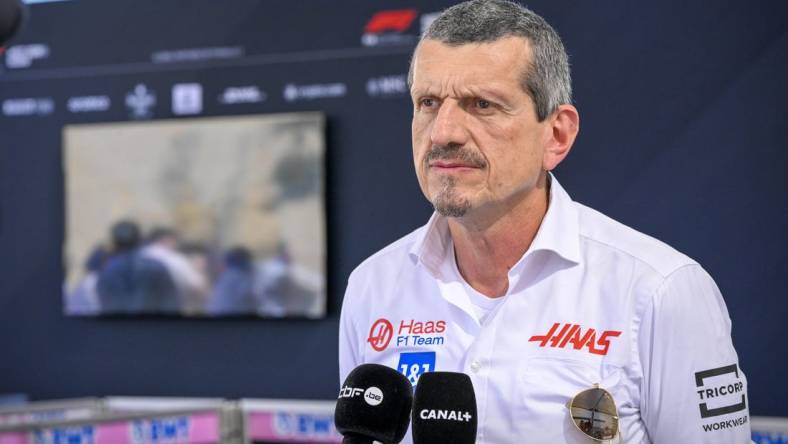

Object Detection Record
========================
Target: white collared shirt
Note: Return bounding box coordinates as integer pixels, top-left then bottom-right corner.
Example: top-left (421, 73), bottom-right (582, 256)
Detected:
top-left (339, 175), bottom-right (751, 443)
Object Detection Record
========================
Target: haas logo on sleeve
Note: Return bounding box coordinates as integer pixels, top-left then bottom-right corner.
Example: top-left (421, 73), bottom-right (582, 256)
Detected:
top-left (529, 322), bottom-right (622, 356)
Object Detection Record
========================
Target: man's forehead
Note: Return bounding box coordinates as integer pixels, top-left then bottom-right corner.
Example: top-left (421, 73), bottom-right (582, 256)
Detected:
top-left (411, 37), bottom-right (531, 89)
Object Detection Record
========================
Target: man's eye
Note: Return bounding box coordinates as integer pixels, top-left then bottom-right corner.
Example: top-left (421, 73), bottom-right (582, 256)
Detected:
top-left (421, 98), bottom-right (435, 107)
top-left (476, 99), bottom-right (491, 109)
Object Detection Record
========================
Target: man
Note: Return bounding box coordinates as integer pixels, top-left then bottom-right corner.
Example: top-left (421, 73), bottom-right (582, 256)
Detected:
top-left (97, 220), bottom-right (179, 314)
top-left (140, 227), bottom-right (209, 313)
top-left (207, 247), bottom-right (256, 316)
top-left (339, 1), bottom-right (751, 442)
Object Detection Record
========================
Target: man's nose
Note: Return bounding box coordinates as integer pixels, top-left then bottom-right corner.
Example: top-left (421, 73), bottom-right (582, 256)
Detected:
top-left (430, 100), bottom-right (468, 147)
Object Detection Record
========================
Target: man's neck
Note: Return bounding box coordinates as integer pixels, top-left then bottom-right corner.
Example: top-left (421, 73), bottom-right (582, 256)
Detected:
top-left (448, 175), bottom-right (550, 298)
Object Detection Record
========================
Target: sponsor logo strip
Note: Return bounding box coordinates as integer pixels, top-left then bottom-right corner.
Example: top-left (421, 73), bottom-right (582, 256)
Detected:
top-left (67, 95), bottom-right (110, 113)
top-left (366, 74), bottom-right (408, 97)
top-left (5, 43), bottom-right (50, 69)
top-left (172, 83), bottom-right (203, 115)
top-left (283, 83), bottom-right (346, 102)
top-left (2, 97), bottom-right (54, 116)
top-left (219, 86), bottom-right (266, 104)
top-left (125, 84), bottom-right (156, 119)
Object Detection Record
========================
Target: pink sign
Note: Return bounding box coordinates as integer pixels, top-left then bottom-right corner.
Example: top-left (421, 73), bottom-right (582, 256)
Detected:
top-left (247, 412), bottom-right (341, 443)
top-left (0, 432), bottom-right (27, 444)
top-left (0, 412), bottom-right (220, 444)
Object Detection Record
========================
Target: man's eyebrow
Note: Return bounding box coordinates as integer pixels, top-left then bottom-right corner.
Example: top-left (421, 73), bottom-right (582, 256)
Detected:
top-left (465, 87), bottom-right (510, 104)
top-left (411, 86), bottom-right (508, 99)
top-left (410, 85), bottom-right (514, 108)
top-left (410, 85), bottom-right (438, 97)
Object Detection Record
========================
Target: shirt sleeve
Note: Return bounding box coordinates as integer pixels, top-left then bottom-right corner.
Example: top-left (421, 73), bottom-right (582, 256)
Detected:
top-left (639, 264), bottom-right (752, 443)
top-left (338, 272), bottom-right (363, 387)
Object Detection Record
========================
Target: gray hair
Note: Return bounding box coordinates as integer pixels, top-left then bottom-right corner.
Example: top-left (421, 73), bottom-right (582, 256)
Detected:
top-left (409, 0), bottom-right (572, 121)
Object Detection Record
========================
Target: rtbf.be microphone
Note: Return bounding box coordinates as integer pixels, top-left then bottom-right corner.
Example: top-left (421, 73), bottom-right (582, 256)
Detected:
top-left (335, 363), bottom-right (413, 444)
top-left (412, 371), bottom-right (478, 444)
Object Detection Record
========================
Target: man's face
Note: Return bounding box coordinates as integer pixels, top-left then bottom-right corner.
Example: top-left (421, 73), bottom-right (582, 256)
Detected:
top-left (410, 37), bottom-right (550, 219)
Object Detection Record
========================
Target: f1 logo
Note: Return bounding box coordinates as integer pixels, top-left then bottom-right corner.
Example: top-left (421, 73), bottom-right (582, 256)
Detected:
top-left (364, 10), bottom-right (417, 34)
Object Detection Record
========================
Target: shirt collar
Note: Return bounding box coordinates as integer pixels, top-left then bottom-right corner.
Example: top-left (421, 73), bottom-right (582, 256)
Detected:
top-left (408, 173), bottom-right (582, 278)
top-left (527, 173), bottom-right (582, 265)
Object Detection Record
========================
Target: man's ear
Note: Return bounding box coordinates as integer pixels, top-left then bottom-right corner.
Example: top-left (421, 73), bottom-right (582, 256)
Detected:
top-left (543, 104), bottom-right (579, 171)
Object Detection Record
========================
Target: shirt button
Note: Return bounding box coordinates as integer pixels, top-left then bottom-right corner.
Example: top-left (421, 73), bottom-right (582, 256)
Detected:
top-left (470, 360), bottom-right (481, 373)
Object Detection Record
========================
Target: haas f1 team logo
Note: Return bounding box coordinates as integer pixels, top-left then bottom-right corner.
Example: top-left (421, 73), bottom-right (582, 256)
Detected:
top-left (529, 322), bottom-right (621, 356)
top-left (368, 318), bottom-right (446, 352)
top-left (367, 318), bottom-right (394, 352)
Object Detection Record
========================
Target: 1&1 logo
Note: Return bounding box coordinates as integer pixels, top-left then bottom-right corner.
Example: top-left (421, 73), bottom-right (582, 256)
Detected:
top-left (367, 318), bottom-right (393, 352)
top-left (398, 352), bottom-right (436, 385)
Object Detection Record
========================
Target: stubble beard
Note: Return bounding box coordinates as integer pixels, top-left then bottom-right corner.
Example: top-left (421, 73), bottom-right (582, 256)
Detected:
top-left (432, 176), bottom-right (471, 218)
top-left (424, 143), bottom-right (486, 218)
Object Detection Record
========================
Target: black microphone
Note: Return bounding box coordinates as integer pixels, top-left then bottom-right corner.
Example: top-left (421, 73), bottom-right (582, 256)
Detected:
top-left (335, 363), bottom-right (413, 444)
top-left (0, 0), bottom-right (24, 46)
top-left (412, 371), bottom-right (477, 444)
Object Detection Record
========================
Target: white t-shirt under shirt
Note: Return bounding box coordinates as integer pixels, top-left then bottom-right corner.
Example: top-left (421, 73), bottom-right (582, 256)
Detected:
top-left (449, 242), bottom-right (505, 326)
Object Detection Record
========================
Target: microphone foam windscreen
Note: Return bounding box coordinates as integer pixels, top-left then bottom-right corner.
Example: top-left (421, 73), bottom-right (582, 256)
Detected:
top-left (412, 371), bottom-right (478, 444)
top-left (335, 363), bottom-right (413, 444)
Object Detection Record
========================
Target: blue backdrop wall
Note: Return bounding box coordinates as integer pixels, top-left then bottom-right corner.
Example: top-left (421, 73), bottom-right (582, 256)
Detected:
top-left (0, 0), bottom-right (785, 416)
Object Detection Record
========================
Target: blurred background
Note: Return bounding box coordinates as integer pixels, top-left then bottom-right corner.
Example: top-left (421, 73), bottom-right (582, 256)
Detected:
top-left (0, 0), bottom-right (785, 442)
top-left (62, 114), bottom-right (326, 318)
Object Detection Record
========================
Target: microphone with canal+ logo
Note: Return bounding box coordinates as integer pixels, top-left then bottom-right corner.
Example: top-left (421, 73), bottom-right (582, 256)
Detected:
top-left (335, 363), bottom-right (413, 444)
top-left (412, 371), bottom-right (477, 444)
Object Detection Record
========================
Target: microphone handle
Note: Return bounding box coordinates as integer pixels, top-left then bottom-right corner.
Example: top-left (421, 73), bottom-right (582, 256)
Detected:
top-left (342, 434), bottom-right (379, 444)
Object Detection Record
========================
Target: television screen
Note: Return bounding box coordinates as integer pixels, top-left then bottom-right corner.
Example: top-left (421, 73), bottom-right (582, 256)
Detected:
top-left (62, 112), bottom-right (326, 318)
